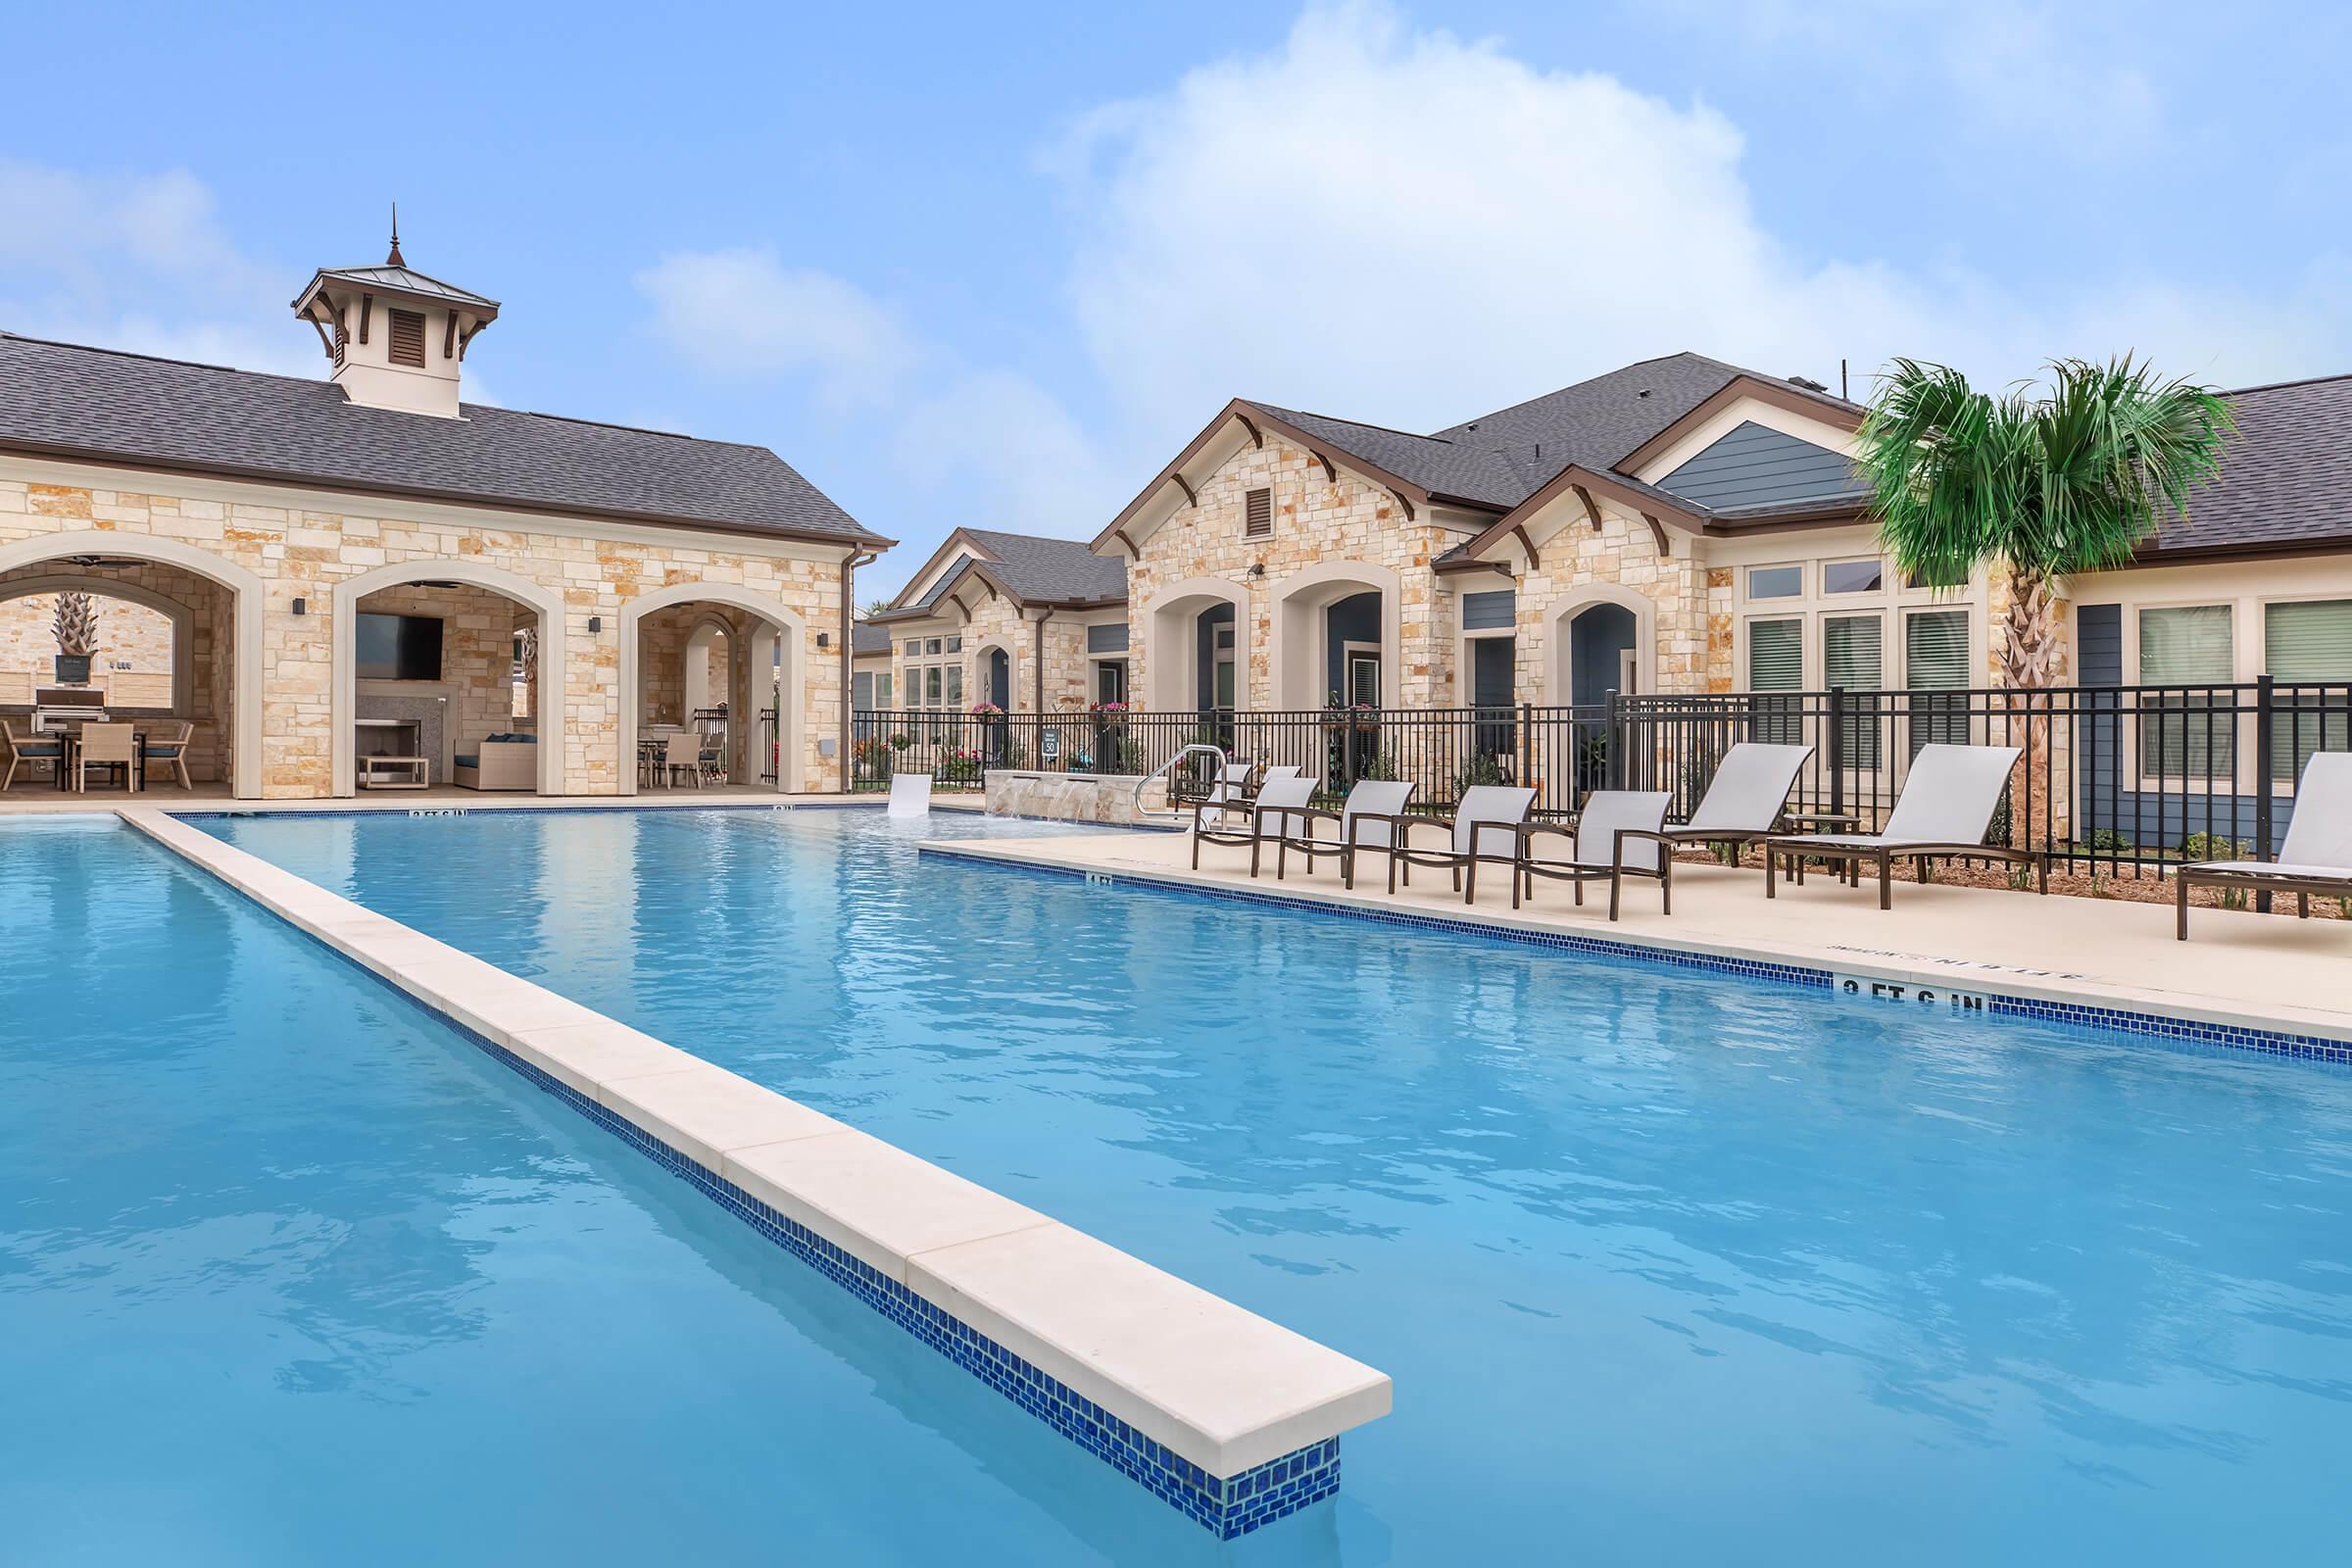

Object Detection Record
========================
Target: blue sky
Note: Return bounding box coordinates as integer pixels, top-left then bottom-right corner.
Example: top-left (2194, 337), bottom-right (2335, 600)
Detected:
top-left (6, 0), bottom-right (2346, 597)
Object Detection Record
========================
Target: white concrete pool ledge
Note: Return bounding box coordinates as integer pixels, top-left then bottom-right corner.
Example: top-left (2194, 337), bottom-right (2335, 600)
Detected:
top-left (119, 808), bottom-right (1393, 1490)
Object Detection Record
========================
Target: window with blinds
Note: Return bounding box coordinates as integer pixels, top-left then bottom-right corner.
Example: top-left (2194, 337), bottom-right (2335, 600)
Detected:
top-left (1825, 614), bottom-right (1883, 764)
top-left (1747, 617), bottom-right (1803, 745)
top-left (1905, 609), bottom-right (1971, 756)
top-left (1244, 487), bottom-right (1272, 537)
top-left (2139, 605), bottom-right (2233, 778)
top-left (2267, 599), bottom-right (2352, 782)
top-left (388, 308), bottom-right (427, 368)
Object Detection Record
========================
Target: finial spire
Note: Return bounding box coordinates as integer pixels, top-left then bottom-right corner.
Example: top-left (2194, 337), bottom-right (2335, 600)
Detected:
top-left (387, 203), bottom-right (405, 268)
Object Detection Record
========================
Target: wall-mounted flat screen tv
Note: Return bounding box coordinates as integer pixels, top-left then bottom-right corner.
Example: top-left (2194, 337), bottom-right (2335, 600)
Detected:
top-left (356, 612), bottom-right (445, 680)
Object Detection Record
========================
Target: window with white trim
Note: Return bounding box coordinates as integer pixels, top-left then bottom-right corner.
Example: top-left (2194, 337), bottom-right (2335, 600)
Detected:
top-left (1747, 616), bottom-right (1803, 745)
top-left (1824, 613), bottom-right (1884, 762)
top-left (2138, 606), bottom-right (2233, 777)
top-left (2266, 599), bottom-right (2352, 782)
top-left (1904, 609), bottom-right (1972, 755)
top-left (1747, 564), bottom-right (1802, 600)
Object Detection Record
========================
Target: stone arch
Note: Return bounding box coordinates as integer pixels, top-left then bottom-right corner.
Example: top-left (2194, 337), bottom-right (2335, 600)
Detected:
top-left (331, 558), bottom-right (569, 797)
top-left (681, 610), bottom-right (736, 718)
top-left (619, 580), bottom-right (808, 794)
top-left (1142, 574), bottom-right (1250, 711)
top-left (1543, 581), bottom-right (1656, 706)
top-left (0, 529), bottom-right (265, 797)
top-left (1269, 559), bottom-right (1402, 710)
top-left (971, 634), bottom-right (1018, 710)
top-left (0, 572), bottom-right (199, 713)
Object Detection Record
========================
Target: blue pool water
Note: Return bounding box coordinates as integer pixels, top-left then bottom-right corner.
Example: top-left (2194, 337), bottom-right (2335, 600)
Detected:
top-left (0, 817), bottom-right (1256, 1566)
top-left (201, 806), bottom-right (2352, 1564)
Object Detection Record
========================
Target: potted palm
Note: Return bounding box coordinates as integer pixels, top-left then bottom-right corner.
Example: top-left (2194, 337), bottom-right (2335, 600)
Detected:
top-left (52, 591), bottom-right (98, 684)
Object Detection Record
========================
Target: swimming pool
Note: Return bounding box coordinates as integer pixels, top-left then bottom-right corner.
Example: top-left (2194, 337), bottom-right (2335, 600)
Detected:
top-left (0, 816), bottom-right (1273, 1565)
top-left (209, 807), bottom-right (2352, 1563)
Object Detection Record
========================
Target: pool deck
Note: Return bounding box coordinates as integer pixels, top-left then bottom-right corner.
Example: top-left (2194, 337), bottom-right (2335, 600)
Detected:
top-left (114, 805), bottom-right (1388, 1534)
top-left (922, 829), bottom-right (2352, 1052)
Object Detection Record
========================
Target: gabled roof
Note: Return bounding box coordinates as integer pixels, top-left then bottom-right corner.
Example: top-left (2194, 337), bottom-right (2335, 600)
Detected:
top-left (1096, 356), bottom-right (1869, 558)
top-left (0, 332), bottom-right (887, 549)
top-left (851, 619), bottom-right (894, 656)
top-left (875, 526), bottom-right (1125, 620)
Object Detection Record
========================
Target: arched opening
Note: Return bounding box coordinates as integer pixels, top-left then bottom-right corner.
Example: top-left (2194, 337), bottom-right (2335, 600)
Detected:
top-left (1143, 577), bottom-right (1250, 713)
top-left (985, 646), bottom-right (1010, 710)
top-left (331, 560), bottom-right (568, 797)
top-left (1271, 562), bottom-right (1401, 710)
top-left (619, 582), bottom-right (807, 796)
top-left (1544, 587), bottom-right (1655, 708)
top-left (0, 530), bottom-right (263, 798)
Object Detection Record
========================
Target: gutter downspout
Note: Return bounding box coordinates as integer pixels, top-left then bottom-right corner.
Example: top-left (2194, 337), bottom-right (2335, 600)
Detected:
top-left (840, 548), bottom-right (877, 792)
top-left (1032, 608), bottom-right (1051, 715)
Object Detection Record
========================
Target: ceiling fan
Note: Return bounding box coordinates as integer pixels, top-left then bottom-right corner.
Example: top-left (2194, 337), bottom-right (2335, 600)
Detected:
top-left (63, 554), bottom-right (147, 569)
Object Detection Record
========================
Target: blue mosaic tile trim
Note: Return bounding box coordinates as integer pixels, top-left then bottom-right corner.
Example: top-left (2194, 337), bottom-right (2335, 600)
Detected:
top-left (180, 854), bottom-right (1340, 1539)
top-left (921, 846), bottom-right (2352, 1068)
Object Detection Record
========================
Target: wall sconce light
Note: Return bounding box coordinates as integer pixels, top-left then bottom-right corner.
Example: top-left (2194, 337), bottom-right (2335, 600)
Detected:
top-left (291, 597), bottom-right (307, 615)
top-left (815, 631), bottom-right (830, 649)
top-left (587, 615), bottom-right (602, 634)
top-left (1247, 562), bottom-right (1265, 579)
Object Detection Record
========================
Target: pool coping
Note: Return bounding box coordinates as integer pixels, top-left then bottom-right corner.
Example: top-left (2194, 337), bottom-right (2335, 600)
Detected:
top-left (114, 807), bottom-right (1390, 1538)
top-left (916, 839), bottom-right (2352, 1065)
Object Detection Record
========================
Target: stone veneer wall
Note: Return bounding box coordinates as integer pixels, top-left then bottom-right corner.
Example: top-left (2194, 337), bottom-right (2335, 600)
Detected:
top-left (0, 470), bottom-right (848, 797)
top-left (1124, 436), bottom-right (1455, 710)
top-left (0, 592), bottom-right (174, 690)
top-left (0, 558), bottom-right (232, 782)
top-left (886, 594), bottom-right (1094, 714)
top-left (352, 581), bottom-right (529, 764)
top-left (1511, 509), bottom-right (1714, 701)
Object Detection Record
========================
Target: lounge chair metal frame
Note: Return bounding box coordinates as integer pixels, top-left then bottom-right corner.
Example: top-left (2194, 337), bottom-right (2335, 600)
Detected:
top-left (1512, 790), bottom-right (1675, 920)
top-left (1191, 772), bottom-right (1315, 876)
top-left (1274, 779), bottom-right (1418, 887)
top-left (2176, 752), bottom-right (2352, 940)
top-left (1375, 785), bottom-right (1539, 904)
top-left (1759, 744), bottom-right (2045, 910)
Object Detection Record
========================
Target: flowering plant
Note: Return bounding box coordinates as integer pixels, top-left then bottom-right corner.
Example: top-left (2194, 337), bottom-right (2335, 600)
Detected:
top-left (968, 702), bottom-right (1004, 716)
top-left (1089, 701), bottom-right (1129, 715)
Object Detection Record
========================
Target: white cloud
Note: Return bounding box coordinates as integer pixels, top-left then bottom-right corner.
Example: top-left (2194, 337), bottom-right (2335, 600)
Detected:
top-left (1052, 1), bottom-right (2350, 439)
top-left (635, 248), bottom-right (920, 409)
top-left (0, 161), bottom-right (314, 376)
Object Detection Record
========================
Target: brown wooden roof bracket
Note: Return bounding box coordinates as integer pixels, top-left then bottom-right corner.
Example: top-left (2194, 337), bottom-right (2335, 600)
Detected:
top-left (307, 317), bottom-right (334, 361)
top-left (1511, 523), bottom-right (1539, 567)
top-left (358, 293), bottom-right (371, 346)
top-left (1389, 485), bottom-right (1416, 521)
top-left (1572, 483), bottom-right (1603, 531)
top-left (442, 311), bottom-right (458, 360)
top-left (1110, 526), bottom-right (1142, 561)
top-left (1642, 514), bottom-right (1670, 557)
top-left (459, 319), bottom-right (489, 360)
top-left (1237, 413), bottom-right (1263, 449)
top-left (1313, 451), bottom-right (1337, 483)
top-left (1172, 472), bottom-right (1199, 509)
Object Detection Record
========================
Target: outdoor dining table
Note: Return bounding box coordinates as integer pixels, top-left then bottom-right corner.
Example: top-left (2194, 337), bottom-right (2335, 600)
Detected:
top-left (43, 721), bottom-right (161, 793)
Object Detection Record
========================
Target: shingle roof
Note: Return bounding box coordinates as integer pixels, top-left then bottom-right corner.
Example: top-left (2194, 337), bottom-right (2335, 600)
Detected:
top-left (2155, 373), bottom-right (2352, 556)
top-left (0, 332), bottom-right (885, 547)
top-left (851, 619), bottom-right (894, 655)
top-left (958, 528), bottom-right (1127, 603)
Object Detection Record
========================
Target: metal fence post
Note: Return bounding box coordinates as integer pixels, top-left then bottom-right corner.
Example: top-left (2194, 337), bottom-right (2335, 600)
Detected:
top-left (1605, 689), bottom-right (1624, 791)
top-left (2254, 673), bottom-right (2276, 913)
top-left (1827, 685), bottom-right (1846, 819)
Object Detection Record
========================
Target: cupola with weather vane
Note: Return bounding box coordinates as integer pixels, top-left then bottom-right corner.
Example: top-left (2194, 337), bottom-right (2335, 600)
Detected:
top-left (289, 208), bottom-right (499, 417)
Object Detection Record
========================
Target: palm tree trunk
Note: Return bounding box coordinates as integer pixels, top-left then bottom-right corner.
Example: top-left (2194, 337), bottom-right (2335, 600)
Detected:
top-left (2000, 564), bottom-right (2057, 858)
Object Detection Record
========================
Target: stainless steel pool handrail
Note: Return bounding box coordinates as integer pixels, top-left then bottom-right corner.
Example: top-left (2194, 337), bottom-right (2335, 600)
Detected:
top-left (1135, 742), bottom-right (1228, 822)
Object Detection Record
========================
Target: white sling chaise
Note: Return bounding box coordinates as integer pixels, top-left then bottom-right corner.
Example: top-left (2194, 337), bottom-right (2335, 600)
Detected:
top-left (2178, 752), bottom-right (2352, 940)
top-left (1512, 789), bottom-right (1675, 919)
top-left (1663, 742), bottom-right (1815, 856)
top-left (1274, 777), bottom-right (1419, 886)
top-left (887, 771), bottom-right (933, 817)
top-left (1383, 784), bottom-right (1539, 903)
top-left (1193, 771), bottom-right (1317, 876)
top-left (1762, 743), bottom-right (2044, 909)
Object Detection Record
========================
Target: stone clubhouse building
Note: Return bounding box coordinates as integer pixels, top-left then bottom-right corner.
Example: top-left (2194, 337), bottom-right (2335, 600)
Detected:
top-left (0, 229), bottom-right (886, 798)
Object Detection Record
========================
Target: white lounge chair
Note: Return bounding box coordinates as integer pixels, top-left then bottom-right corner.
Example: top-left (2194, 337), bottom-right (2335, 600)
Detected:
top-left (1192, 772), bottom-right (1316, 876)
top-left (2178, 752), bottom-right (2352, 939)
top-left (1512, 789), bottom-right (1675, 919)
top-left (1382, 784), bottom-right (1539, 903)
top-left (887, 771), bottom-right (933, 817)
top-left (1762, 743), bottom-right (2043, 909)
top-left (1274, 777), bottom-right (1418, 886)
top-left (1664, 742), bottom-right (1815, 855)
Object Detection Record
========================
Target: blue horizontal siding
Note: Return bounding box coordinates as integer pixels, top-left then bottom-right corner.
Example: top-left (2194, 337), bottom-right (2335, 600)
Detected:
top-left (1657, 420), bottom-right (1866, 510)
top-left (1462, 590), bottom-right (1515, 631)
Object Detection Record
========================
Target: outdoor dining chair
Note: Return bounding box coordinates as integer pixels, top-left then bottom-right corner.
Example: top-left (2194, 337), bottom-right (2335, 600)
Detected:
top-left (140, 719), bottom-right (195, 790)
top-left (1762, 743), bottom-right (2041, 908)
top-left (74, 721), bottom-right (139, 793)
top-left (1192, 771), bottom-right (1315, 876)
top-left (1, 720), bottom-right (65, 791)
top-left (1513, 789), bottom-right (1675, 919)
top-left (2177, 752), bottom-right (2352, 939)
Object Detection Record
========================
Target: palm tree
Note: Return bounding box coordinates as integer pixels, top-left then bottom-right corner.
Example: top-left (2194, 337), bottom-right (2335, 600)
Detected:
top-left (1855, 357), bottom-right (2232, 689)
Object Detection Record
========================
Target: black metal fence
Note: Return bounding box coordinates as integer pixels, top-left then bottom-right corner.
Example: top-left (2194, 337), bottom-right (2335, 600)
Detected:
top-left (851, 678), bottom-right (2351, 877)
